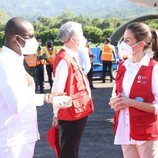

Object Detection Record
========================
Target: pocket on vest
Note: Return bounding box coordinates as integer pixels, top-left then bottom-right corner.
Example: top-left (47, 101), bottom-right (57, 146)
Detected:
top-left (70, 95), bottom-right (93, 118)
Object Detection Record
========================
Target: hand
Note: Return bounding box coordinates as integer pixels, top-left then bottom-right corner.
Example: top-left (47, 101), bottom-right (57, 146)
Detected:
top-left (116, 59), bottom-right (119, 64)
top-left (109, 94), bottom-right (134, 111)
top-left (44, 93), bottom-right (57, 104)
top-left (45, 92), bottom-right (66, 104)
top-left (52, 116), bottom-right (59, 128)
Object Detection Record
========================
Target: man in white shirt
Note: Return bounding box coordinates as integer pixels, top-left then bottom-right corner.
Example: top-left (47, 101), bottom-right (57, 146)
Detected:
top-left (77, 38), bottom-right (91, 75)
top-left (0, 17), bottom-right (53, 158)
top-left (77, 38), bottom-right (96, 89)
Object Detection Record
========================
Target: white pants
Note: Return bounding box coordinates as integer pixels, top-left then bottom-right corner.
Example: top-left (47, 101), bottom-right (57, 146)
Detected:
top-left (122, 140), bottom-right (158, 158)
top-left (0, 142), bottom-right (36, 158)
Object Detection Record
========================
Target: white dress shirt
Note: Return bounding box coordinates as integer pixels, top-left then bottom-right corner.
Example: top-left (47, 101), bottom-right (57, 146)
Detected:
top-left (112, 53), bottom-right (158, 145)
top-left (51, 45), bottom-right (91, 96)
top-left (77, 47), bottom-right (91, 75)
top-left (0, 46), bottom-right (45, 147)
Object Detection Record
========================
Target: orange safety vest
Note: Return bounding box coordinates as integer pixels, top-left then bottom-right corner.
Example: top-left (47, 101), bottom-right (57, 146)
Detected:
top-left (102, 44), bottom-right (113, 61)
top-left (41, 47), bottom-right (57, 65)
top-left (24, 55), bottom-right (38, 67)
top-left (46, 54), bottom-right (57, 65)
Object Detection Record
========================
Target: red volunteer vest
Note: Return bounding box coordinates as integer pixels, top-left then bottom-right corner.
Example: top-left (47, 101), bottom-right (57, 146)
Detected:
top-left (53, 49), bottom-right (94, 121)
top-left (114, 59), bottom-right (158, 140)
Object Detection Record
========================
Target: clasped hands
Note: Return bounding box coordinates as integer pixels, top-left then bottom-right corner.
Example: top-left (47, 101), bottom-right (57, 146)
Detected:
top-left (109, 93), bottom-right (134, 111)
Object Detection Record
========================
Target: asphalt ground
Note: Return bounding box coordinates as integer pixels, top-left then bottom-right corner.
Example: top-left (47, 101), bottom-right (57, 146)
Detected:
top-left (34, 78), bottom-right (123, 158)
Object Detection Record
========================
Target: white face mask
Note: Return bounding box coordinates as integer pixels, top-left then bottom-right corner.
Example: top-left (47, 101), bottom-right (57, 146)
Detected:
top-left (38, 42), bottom-right (42, 46)
top-left (118, 41), bottom-right (133, 60)
top-left (118, 41), bottom-right (141, 60)
top-left (87, 41), bottom-right (91, 46)
top-left (17, 36), bottom-right (38, 55)
top-left (78, 37), bottom-right (87, 48)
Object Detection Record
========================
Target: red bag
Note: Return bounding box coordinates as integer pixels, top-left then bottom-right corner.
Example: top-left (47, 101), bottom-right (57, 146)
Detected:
top-left (46, 126), bottom-right (61, 158)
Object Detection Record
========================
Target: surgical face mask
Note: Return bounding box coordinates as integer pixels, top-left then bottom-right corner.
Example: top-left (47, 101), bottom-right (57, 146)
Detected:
top-left (87, 41), bottom-right (91, 46)
top-left (38, 41), bottom-right (42, 46)
top-left (48, 47), bottom-right (53, 51)
top-left (17, 35), bottom-right (38, 55)
top-left (118, 41), bottom-right (139, 60)
top-left (78, 37), bottom-right (87, 48)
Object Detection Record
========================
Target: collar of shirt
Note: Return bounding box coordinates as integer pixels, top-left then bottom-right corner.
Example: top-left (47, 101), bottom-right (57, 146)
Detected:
top-left (1, 46), bottom-right (24, 62)
top-left (123, 52), bottom-right (150, 69)
top-left (63, 45), bottom-right (79, 62)
top-left (0, 46), bottom-right (25, 72)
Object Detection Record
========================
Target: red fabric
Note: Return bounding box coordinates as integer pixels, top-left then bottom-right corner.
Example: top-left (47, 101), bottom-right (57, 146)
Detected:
top-left (46, 126), bottom-right (61, 158)
top-left (53, 49), bottom-right (94, 121)
top-left (129, 60), bottom-right (158, 140)
top-left (115, 61), bottom-right (126, 95)
top-left (114, 59), bottom-right (158, 140)
top-left (113, 61), bottom-right (126, 133)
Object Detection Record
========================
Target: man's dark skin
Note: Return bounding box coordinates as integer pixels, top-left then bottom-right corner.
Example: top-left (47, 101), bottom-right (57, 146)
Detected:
top-left (5, 17), bottom-right (35, 56)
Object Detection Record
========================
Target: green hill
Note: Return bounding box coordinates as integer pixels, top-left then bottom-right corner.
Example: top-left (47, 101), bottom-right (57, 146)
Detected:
top-left (0, 0), bottom-right (157, 20)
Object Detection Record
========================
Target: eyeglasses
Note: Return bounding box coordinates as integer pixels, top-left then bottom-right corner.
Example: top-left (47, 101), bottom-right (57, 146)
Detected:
top-left (13, 33), bottom-right (35, 40)
top-left (19, 34), bottom-right (35, 39)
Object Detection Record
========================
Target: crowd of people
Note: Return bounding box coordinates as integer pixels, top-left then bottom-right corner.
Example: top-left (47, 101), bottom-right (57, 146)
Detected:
top-left (1, 16), bottom-right (158, 158)
top-left (23, 39), bottom-right (57, 93)
top-left (23, 31), bottom-right (100, 94)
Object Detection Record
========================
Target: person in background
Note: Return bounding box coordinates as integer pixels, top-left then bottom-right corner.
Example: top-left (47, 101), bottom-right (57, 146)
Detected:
top-left (0, 17), bottom-right (54, 158)
top-left (87, 41), bottom-right (96, 89)
top-left (87, 38), bottom-right (92, 46)
top-left (41, 40), bottom-right (57, 90)
top-left (77, 37), bottom-right (91, 77)
top-left (23, 53), bottom-right (38, 92)
top-left (35, 42), bottom-right (45, 93)
top-left (153, 52), bottom-right (158, 62)
top-left (109, 22), bottom-right (158, 158)
top-left (101, 38), bottom-right (116, 83)
top-left (51, 21), bottom-right (94, 158)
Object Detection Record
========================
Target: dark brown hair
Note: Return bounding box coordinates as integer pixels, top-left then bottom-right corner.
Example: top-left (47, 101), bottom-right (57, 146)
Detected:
top-left (126, 22), bottom-right (158, 52)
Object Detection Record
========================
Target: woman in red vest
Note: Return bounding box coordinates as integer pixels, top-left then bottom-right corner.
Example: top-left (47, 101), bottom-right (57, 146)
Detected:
top-left (109, 22), bottom-right (158, 158)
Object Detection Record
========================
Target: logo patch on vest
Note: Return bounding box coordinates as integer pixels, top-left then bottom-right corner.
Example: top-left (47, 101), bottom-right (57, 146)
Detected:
top-left (137, 75), bottom-right (147, 84)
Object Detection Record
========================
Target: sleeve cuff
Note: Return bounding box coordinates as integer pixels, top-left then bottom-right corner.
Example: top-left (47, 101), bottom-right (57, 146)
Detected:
top-left (153, 103), bottom-right (158, 114)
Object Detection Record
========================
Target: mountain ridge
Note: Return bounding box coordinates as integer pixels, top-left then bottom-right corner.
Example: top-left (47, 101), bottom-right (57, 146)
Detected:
top-left (0, 0), bottom-right (157, 20)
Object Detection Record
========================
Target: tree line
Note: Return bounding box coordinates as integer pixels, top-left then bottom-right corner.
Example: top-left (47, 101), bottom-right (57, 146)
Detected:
top-left (0, 10), bottom-right (158, 47)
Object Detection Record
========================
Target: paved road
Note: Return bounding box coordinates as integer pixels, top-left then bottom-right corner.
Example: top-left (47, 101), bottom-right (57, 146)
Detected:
top-left (34, 80), bottom-right (123, 158)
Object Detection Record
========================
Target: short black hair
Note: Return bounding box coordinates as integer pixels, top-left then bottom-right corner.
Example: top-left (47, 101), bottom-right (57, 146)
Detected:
top-left (4, 17), bottom-right (32, 41)
top-left (5, 17), bottom-right (27, 35)
top-left (105, 38), bottom-right (110, 43)
top-left (46, 39), bottom-right (54, 46)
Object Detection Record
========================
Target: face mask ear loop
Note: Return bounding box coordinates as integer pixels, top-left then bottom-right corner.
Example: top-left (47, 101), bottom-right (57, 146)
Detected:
top-left (15, 35), bottom-right (26, 48)
top-left (132, 41), bottom-right (141, 48)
